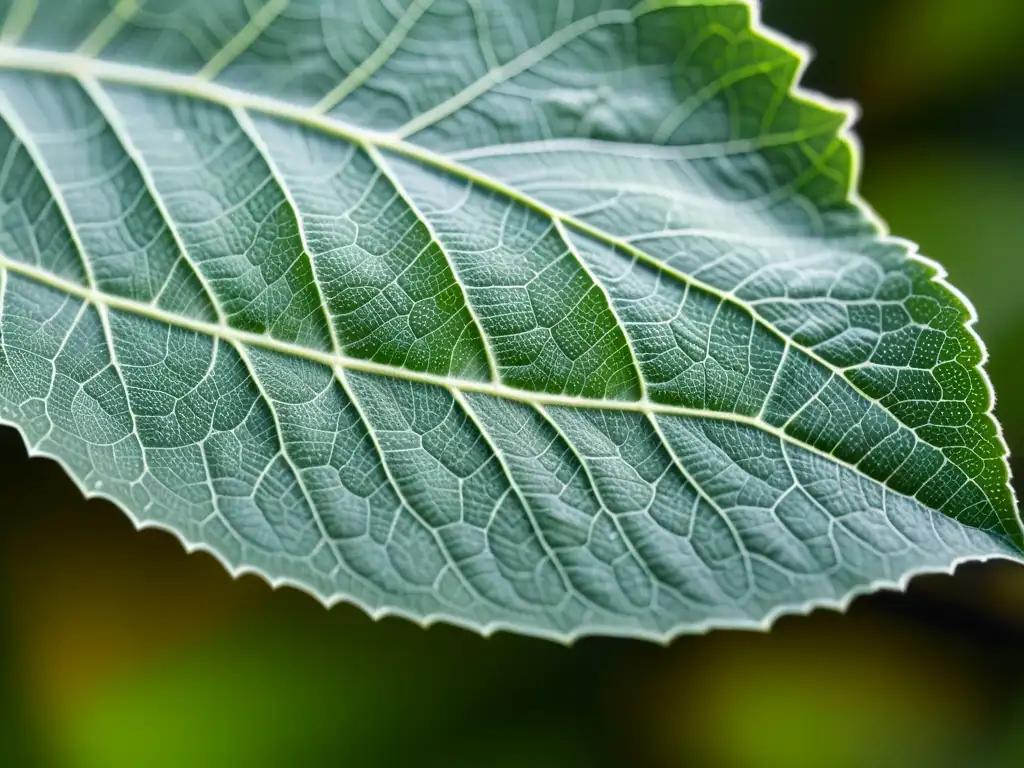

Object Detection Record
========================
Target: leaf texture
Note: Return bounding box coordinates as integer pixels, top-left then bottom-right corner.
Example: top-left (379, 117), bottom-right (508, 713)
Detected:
top-left (0, 0), bottom-right (1019, 640)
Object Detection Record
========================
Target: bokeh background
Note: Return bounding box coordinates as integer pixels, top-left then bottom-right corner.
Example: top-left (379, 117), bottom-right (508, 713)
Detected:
top-left (2, 1), bottom-right (1024, 766)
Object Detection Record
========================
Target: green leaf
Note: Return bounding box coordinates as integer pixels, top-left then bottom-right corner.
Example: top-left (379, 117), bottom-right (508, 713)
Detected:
top-left (0, 0), bottom-right (1018, 641)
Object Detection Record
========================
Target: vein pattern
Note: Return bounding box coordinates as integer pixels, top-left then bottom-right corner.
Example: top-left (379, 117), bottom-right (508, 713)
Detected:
top-left (0, 0), bottom-right (1017, 641)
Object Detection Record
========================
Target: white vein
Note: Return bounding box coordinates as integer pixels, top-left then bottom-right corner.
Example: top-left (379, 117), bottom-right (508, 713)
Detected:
top-left (233, 338), bottom-right (349, 577)
top-left (199, 0), bottom-right (293, 81)
top-left (77, 0), bottom-right (143, 58)
top-left (232, 103), bottom-right (340, 353)
top-left (0, 88), bottom-right (98, 291)
top-left (331, 363), bottom-right (479, 611)
top-left (363, 140), bottom-right (501, 383)
top-left (0, 0), bottom-right (36, 44)
top-left (450, 386), bottom-right (575, 612)
top-left (313, 0), bottom-right (435, 114)
top-left (82, 75), bottom-right (228, 324)
top-left (448, 130), bottom-right (838, 163)
top-left (394, 6), bottom-right (636, 138)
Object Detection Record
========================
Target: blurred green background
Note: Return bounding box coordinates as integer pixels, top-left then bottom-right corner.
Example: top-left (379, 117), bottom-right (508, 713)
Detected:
top-left (3, 1), bottom-right (1024, 766)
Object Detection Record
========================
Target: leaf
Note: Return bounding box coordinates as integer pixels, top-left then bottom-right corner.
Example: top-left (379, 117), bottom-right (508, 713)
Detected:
top-left (0, 0), bottom-right (1018, 641)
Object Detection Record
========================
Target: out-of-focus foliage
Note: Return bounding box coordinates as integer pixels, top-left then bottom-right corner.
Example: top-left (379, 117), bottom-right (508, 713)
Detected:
top-left (1, 1), bottom-right (1023, 766)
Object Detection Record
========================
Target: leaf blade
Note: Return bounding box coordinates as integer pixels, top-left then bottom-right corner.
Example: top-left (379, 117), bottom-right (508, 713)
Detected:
top-left (0, 0), bottom-right (1018, 641)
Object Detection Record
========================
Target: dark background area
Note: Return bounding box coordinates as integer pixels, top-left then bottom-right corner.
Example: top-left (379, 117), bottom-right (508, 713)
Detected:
top-left (2, 1), bottom-right (1024, 765)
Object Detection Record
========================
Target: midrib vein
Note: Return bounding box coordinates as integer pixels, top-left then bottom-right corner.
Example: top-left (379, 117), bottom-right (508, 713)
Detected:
top-left (0, 247), bottom-right (958, 509)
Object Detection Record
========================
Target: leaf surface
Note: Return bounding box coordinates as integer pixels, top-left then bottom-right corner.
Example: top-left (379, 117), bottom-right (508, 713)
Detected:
top-left (0, 0), bottom-right (1018, 640)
